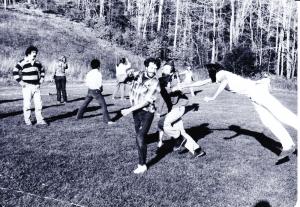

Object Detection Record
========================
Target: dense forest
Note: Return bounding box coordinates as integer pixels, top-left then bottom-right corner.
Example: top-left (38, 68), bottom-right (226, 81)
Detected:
top-left (1, 0), bottom-right (298, 79)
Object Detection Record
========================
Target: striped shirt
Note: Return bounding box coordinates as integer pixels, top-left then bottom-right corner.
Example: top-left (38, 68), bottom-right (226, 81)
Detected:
top-left (13, 58), bottom-right (45, 85)
top-left (129, 72), bottom-right (160, 113)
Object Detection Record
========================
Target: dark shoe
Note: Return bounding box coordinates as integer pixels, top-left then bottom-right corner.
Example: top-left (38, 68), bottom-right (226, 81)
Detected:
top-left (191, 148), bottom-right (206, 159)
top-left (278, 146), bottom-right (296, 161)
top-left (173, 136), bottom-right (187, 151)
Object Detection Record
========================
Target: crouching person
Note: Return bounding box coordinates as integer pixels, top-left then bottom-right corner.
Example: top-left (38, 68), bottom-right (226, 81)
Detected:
top-left (157, 62), bottom-right (206, 158)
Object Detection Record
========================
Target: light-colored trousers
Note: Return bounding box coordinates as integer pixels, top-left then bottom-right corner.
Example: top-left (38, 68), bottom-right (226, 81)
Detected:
top-left (251, 89), bottom-right (298, 150)
top-left (163, 106), bottom-right (200, 153)
top-left (22, 84), bottom-right (44, 123)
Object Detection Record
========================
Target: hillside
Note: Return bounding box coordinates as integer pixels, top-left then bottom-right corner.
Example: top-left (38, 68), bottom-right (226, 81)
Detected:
top-left (0, 7), bottom-right (144, 83)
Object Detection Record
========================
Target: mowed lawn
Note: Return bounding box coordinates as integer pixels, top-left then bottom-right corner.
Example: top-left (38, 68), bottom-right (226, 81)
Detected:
top-left (0, 83), bottom-right (297, 207)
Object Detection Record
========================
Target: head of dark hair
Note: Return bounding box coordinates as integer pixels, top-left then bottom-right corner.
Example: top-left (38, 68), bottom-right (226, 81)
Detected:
top-left (119, 58), bottom-right (126, 64)
top-left (25, 46), bottom-right (38, 56)
top-left (205, 63), bottom-right (224, 83)
top-left (144, 57), bottom-right (161, 69)
top-left (91, 59), bottom-right (100, 69)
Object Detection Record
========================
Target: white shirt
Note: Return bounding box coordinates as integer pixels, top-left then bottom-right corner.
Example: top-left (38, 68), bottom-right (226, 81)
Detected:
top-left (116, 62), bottom-right (131, 76)
top-left (216, 70), bottom-right (256, 97)
top-left (85, 69), bottom-right (102, 90)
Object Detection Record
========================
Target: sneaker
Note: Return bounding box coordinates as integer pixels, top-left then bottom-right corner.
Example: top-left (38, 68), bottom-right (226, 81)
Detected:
top-left (133, 164), bottom-right (147, 174)
top-left (36, 120), bottom-right (48, 125)
top-left (191, 148), bottom-right (206, 159)
top-left (25, 121), bottom-right (32, 126)
top-left (173, 136), bottom-right (187, 151)
top-left (157, 141), bottom-right (163, 148)
top-left (278, 146), bottom-right (296, 160)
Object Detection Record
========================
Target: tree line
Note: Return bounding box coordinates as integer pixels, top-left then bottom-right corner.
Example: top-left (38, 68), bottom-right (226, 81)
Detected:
top-left (1, 0), bottom-right (297, 78)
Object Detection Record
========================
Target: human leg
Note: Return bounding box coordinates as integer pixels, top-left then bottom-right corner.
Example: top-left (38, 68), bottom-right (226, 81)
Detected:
top-left (22, 84), bottom-right (33, 125)
top-left (253, 102), bottom-right (295, 151)
top-left (55, 76), bottom-right (62, 102)
top-left (32, 85), bottom-right (45, 124)
top-left (112, 82), bottom-right (120, 99)
top-left (61, 76), bottom-right (67, 102)
top-left (76, 92), bottom-right (93, 119)
top-left (255, 93), bottom-right (298, 131)
top-left (133, 110), bottom-right (154, 173)
top-left (94, 90), bottom-right (111, 123)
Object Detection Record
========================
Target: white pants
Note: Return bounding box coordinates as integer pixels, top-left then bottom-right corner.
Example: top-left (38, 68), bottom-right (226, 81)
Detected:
top-left (22, 84), bottom-right (44, 123)
top-left (251, 91), bottom-right (297, 150)
top-left (163, 106), bottom-right (200, 153)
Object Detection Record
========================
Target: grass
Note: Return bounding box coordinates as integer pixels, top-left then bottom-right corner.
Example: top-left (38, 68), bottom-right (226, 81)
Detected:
top-left (0, 8), bottom-right (145, 82)
top-left (0, 83), bottom-right (297, 207)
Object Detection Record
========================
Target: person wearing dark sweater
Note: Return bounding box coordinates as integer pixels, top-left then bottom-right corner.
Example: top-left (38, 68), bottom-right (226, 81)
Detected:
top-left (13, 45), bottom-right (47, 126)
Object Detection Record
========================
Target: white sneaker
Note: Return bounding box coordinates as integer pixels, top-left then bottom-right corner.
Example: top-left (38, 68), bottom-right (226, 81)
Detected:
top-left (133, 164), bottom-right (147, 174)
top-left (36, 120), bottom-right (48, 125)
top-left (25, 121), bottom-right (32, 126)
top-left (157, 141), bottom-right (163, 148)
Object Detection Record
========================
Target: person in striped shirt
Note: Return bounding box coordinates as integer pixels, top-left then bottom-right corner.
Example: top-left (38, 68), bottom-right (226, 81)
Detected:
top-left (121, 57), bottom-right (161, 174)
top-left (13, 46), bottom-right (47, 126)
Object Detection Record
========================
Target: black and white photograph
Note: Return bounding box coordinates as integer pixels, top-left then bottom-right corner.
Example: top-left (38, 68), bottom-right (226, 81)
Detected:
top-left (0, 0), bottom-right (298, 206)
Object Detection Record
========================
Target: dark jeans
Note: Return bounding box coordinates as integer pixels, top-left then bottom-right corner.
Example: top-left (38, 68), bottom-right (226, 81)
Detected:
top-left (132, 109), bottom-right (154, 165)
top-left (54, 76), bottom-right (67, 102)
top-left (76, 89), bottom-right (110, 123)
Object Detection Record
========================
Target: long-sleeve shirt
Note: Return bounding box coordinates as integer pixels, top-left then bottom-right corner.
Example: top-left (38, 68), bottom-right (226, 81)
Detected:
top-left (53, 61), bottom-right (68, 77)
top-left (157, 73), bottom-right (189, 113)
top-left (13, 58), bottom-right (45, 85)
top-left (85, 69), bottom-right (103, 90)
top-left (129, 72), bottom-right (160, 113)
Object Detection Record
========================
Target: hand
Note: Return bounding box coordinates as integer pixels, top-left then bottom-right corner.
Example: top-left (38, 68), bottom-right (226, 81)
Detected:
top-left (121, 108), bottom-right (131, 116)
top-left (204, 96), bottom-right (215, 102)
top-left (19, 81), bottom-right (25, 87)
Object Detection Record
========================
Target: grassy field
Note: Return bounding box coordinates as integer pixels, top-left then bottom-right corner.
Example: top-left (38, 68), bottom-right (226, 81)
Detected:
top-left (0, 83), bottom-right (297, 207)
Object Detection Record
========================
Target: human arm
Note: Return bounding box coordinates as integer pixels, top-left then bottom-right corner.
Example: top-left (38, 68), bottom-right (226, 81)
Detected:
top-left (171, 78), bottom-right (211, 92)
top-left (121, 79), bottom-right (160, 116)
top-left (12, 62), bottom-right (25, 86)
top-left (203, 79), bottom-right (228, 102)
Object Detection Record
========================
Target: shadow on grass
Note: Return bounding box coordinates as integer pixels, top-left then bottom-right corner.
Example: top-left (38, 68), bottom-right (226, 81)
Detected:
top-left (67, 94), bottom-right (112, 103)
top-left (147, 123), bottom-right (212, 168)
top-left (253, 200), bottom-right (272, 207)
top-left (0, 103), bottom-right (62, 119)
top-left (46, 104), bottom-right (114, 122)
top-left (223, 125), bottom-right (282, 156)
top-left (0, 98), bottom-right (23, 104)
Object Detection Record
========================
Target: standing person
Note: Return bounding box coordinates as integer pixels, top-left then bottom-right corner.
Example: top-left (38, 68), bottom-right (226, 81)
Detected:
top-left (112, 57), bottom-right (132, 100)
top-left (76, 59), bottom-right (114, 124)
top-left (185, 63), bottom-right (298, 161)
top-left (121, 57), bottom-right (161, 174)
top-left (179, 65), bottom-right (195, 96)
top-left (13, 45), bottom-right (47, 126)
top-left (53, 55), bottom-right (68, 104)
top-left (157, 62), bottom-right (206, 158)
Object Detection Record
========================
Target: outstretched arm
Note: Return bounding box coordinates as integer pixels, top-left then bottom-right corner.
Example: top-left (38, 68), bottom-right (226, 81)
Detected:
top-left (204, 79), bottom-right (228, 102)
top-left (171, 78), bottom-right (211, 92)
